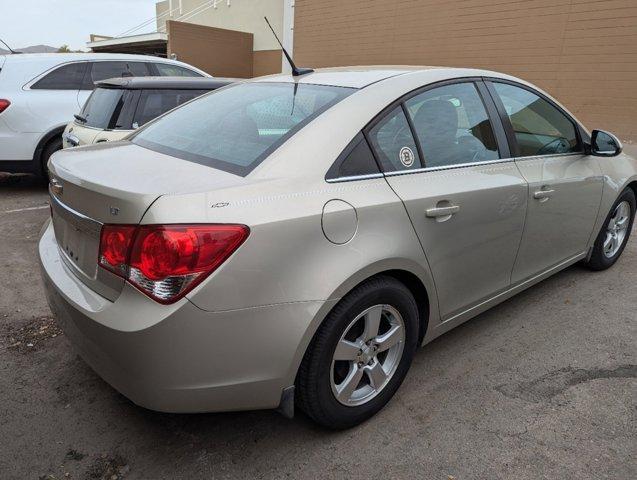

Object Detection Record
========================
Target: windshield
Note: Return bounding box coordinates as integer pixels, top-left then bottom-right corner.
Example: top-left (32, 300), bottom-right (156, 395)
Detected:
top-left (79, 88), bottom-right (127, 129)
top-left (132, 82), bottom-right (355, 176)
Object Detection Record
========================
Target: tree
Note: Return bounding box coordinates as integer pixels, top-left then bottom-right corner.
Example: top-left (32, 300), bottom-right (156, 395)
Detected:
top-left (57, 44), bottom-right (71, 53)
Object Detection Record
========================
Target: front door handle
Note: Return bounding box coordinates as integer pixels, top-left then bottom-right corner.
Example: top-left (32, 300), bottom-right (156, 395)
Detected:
top-left (426, 205), bottom-right (460, 218)
top-left (533, 189), bottom-right (555, 200)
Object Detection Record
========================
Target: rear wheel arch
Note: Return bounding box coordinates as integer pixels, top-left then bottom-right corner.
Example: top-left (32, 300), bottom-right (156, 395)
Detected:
top-left (626, 180), bottom-right (637, 201)
top-left (34, 126), bottom-right (66, 176)
top-left (287, 266), bottom-right (432, 386)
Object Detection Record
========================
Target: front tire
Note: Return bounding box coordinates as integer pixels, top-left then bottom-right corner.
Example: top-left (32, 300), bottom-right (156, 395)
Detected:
top-left (296, 276), bottom-right (419, 429)
top-left (585, 188), bottom-right (635, 271)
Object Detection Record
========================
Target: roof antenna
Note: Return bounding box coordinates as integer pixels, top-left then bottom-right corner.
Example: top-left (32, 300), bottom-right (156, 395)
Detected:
top-left (0, 37), bottom-right (20, 54)
top-left (264, 16), bottom-right (313, 77)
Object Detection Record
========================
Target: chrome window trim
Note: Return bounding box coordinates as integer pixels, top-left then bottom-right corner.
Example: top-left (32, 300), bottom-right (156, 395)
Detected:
top-left (326, 151), bottom-right (587, 183)
top-left (512, 151), bottom-right (585, 162)
top-left (326, 172), bottom-right (384, 183)
top-left (384, 157), bottom-right (515, 177)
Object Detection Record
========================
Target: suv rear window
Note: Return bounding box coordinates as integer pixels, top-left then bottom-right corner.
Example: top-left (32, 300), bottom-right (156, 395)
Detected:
top-left (132, 82), bottom-right (354, 176)
top-left (32, 62), bottom-right (87, 90)
top-left (132, 89), bottom-right (209, 128)
top-left (83, 61), bottom-right (150, 89)
top-left (79, 88), bottom-right (129, 129)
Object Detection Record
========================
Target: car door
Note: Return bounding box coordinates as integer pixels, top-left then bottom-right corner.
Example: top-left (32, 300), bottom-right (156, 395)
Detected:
top-left (486, 81), bottom-right (604, 283)
top-left (369, 80), bottom-right (528, 320)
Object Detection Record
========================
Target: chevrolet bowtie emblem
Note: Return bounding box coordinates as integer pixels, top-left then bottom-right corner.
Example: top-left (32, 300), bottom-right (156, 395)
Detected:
top-left (50, 178), bottom-right (63, 196)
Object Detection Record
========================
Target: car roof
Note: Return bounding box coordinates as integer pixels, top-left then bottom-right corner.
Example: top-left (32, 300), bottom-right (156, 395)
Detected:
top-left (0, 52), bottom-right (186, 64)
top-left (96, 76), bottom-right (237, 90)
top-left (255, 66), bottom-right (514, 89)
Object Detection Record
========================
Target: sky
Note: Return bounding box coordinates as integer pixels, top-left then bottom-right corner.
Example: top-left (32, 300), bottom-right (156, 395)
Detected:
top-left (1, 0), bottom-right (160, 51)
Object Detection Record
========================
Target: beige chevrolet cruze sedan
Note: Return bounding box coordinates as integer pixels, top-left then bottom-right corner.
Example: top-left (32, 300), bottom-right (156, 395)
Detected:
top-left (39, 67), bottom-right (636, 429)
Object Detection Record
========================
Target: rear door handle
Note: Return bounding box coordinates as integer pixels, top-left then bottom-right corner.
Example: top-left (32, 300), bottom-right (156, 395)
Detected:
top-left (426, 205), bottom-right (460, 218)
top-left (533, 189), bottom-right (555, 200)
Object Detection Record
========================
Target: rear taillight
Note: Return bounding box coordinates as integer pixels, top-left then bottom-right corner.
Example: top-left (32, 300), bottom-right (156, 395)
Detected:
top-left (0, 99), bottom-right (10, 114)
top-left (98, 224), bottom-right (249, 304)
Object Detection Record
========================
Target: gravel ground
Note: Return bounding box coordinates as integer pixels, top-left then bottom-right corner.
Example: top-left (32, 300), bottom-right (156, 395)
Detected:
top-left (0, 172), bottom-right (635, 480)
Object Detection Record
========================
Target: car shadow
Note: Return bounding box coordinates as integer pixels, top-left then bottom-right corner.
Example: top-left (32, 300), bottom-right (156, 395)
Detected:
top-left (0, 172), bottom-right (46, 190)
top-left (63, 259), bottom-right (595, 437)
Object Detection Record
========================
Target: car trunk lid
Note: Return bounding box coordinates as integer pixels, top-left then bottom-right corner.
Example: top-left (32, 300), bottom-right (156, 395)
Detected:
top-left (48, 141), bottom-right (246, 301)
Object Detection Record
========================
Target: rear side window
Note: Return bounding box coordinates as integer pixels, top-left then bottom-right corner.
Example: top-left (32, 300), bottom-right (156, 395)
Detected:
top-left (132, 82), bottom-right (354, 176)
top-left (326, 133), bottom-right (380, 180)
top-left (32, 62), bottom-right (87, 90)
top-left (367, 106), bottom-right (422, 172)
top-left (79, 88), bottom-right (128, 129)
top-left (83, 61), bottom-right (150, 89)
top-left (405, 82), bottom-right (500, 168)
top-left (154, 63), bottom-right (202, 77)
top-left (491, 82), bottom-right (581, 156)
top-left (132, 89), bottom-right (208, 128)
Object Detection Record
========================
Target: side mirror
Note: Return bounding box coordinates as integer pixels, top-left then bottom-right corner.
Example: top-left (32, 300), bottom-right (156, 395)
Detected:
top-left (590, 129), bottom-right (622, 157)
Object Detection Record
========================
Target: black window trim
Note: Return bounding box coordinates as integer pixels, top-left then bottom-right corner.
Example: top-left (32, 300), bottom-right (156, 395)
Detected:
top-left (366, 77), bottom-right (512, 178)
top-left (482, 77), bottom-right (589, 159)
top-left (325, 77), bottom-right (515, 183)
top-left (325, 132), bottom-right (384, 183)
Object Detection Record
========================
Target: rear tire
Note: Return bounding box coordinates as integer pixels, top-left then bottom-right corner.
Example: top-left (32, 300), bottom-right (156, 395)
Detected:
top-left (296, 275), bottom-right (419, 429)
top-left (585, 188), bottom-right (635, 271)
top-left (39, 136), bottom-right (63, 180)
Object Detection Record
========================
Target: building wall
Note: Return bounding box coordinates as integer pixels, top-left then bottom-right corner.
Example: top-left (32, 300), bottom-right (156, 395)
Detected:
top-left (253, 49), bottom-right (283, 77)
top-left (293, 0), bottom-right (637, 142)
top-left (157, 0), bottom-right (284, 52)
top-left (167, 20), bottom-right (254, 77)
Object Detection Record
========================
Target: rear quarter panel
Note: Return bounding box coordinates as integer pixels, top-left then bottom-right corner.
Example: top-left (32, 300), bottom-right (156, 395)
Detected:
top-left (143, 175), bottom-right (435, 313)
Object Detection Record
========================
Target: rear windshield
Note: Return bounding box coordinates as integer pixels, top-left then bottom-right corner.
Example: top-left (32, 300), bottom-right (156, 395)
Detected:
top-left (79, 88), bottom-right (127, 129)
top-left (131, 82), bottom-right (355, 176)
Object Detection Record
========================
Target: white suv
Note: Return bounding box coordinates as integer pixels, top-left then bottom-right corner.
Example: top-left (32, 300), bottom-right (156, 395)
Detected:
top-left (0, 53), bottom-right (208, 176)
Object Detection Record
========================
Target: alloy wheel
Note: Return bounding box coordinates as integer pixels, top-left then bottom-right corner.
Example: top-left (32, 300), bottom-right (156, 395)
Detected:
top-left (604, 200), bottom-right (631, 258)
top-left (330, 304), bottom-right (406, 406)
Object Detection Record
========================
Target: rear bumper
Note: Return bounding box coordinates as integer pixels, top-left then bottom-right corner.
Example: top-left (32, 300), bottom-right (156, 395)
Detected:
top-left (38, 220), bottom-right (324, 413)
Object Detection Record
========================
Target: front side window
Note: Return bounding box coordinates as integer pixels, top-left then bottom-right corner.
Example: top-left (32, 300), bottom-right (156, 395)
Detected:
top-left (367, 106), bottom-right (422, 172)
top-left (154, 63), bottom-right (202, 77)
top-left (132, 89), bottom-right (208, 128)
top-left (132, 82), bottom-right (354, 176)
top-left (492, 82), bottom-right (580, 156)
top-left (405, 82), bottom-right (500, 168)
top-left (31, 62), bottom-right (87, 90)
top-left (78, 88), bottom-right (128, 129)
top-left (84, 61), bottom-right (150, 89)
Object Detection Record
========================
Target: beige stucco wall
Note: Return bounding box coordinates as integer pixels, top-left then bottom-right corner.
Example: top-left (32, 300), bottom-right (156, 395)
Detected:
top-left (294, 0), bottom-right (637, 143)
top-left (157, 0), bottom-right (283, 52)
